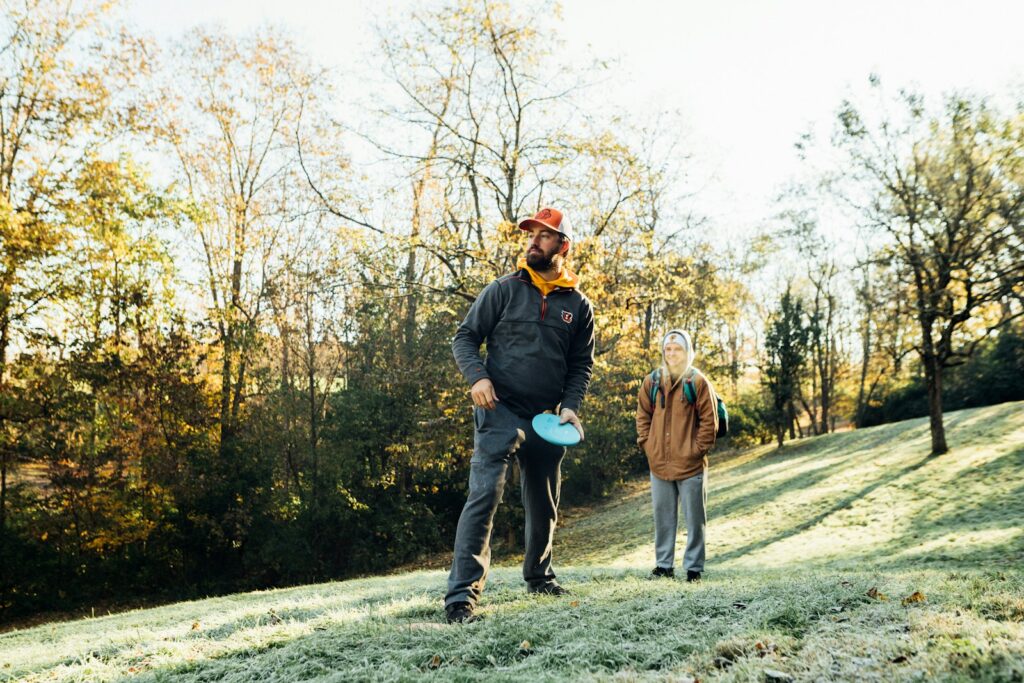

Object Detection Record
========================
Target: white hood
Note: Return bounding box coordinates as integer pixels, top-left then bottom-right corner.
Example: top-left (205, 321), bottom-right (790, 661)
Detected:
top-left (662, 328), bottom-right (695, 377)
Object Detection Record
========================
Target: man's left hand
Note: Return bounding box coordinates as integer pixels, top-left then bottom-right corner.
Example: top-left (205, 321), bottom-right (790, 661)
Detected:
top-left (559, 408), bottom-right (584, 442)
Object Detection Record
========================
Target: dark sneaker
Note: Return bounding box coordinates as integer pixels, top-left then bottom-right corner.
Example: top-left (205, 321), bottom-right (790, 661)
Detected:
top-left (445, 602), bottom-right (478, 624)
top-left (528, 582), bottom-right (570, 596)
top-left (686, 571), bottom-right (702, 583)
top-left (650, 567), bottom-right (675, 579)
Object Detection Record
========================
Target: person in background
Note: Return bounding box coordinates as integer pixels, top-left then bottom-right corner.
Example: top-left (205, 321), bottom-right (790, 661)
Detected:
top-left (636, 329), bottom-right (718, 582)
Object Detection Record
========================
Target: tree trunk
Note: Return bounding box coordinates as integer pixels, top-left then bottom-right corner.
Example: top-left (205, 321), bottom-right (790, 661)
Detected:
top-left (856, 330), bottom-right (870, 426)
top-left (306, 311), bottom-right (319, 496)
top-left (798, 395), bottom-right (818, 436)
top-left (728, 323), bottom-right (740, 395)
top-left (0, 303), bottom-right (7, 381)
top-left (221, 245), bottom-right (245, 448)
top-left (231, 347), bottom-right (248, 427)
top-left (642, 303), bottom-right (653, 352)
top-left (220, 327), bottom-right (234, 447)
top-left (405, 177), bottom-right (423, 358)
top-left (819, 378), bottom-right (830, 434)
top-left (1, 450), bottom-right (7, 531)
top-left (0, 305), bottom-right (7, 530)
top-left (809, 337), bottom-right (820, 432)
top-left (924, 355), bottom-right (948, 455)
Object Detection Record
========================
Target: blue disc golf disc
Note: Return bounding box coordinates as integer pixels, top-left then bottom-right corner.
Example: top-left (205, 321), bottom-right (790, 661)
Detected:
top-left (532, 413), bottom-right (581, 446)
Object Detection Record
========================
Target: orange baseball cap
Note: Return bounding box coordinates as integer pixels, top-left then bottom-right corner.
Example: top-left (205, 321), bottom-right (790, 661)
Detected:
top-left (518, 207), bottom-right (573, 241)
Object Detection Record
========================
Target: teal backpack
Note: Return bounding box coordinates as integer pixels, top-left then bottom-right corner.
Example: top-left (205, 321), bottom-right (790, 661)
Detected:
top-left (648, 368), bottom-right (729, 438)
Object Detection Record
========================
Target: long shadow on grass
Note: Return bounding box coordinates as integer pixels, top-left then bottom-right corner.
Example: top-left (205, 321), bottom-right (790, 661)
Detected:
top-left (712, 404), bottom-right (1018, 540)
top-left (915, 443), bottom-right (1024, 531)
top-left (867, 441), bottom-right (1024, 570)
top-left (710, 417), bottom-right (932, 512)
top-left (714, 452), bottom-right (935, 566)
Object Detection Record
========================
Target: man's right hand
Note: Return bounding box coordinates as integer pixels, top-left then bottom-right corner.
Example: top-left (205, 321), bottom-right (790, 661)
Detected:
top-left (470, 378), bottom-right (499, 410)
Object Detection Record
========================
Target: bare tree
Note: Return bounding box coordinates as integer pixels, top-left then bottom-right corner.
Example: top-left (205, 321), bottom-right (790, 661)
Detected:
top-left (834, 88), bottom-right (1024, 454)
top-left (158, 27), bottom-right (326, 450)
top-left (366, 0), bottom-right (597, 293)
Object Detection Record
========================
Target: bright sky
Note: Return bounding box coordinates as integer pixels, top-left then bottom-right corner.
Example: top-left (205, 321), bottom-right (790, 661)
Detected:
top-left (128, 0), bottom-right (1024, 237)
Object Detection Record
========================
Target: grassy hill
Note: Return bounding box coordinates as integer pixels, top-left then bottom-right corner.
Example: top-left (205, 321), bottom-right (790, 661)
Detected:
top-left (1, 402), bottom-right (1022, 682)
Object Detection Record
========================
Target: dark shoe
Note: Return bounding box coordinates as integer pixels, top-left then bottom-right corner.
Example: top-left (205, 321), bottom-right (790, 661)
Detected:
top-left (445, 601), bottom-right (478, 624)
top-left (686, 571), bottom-right (702, 583)
top-left (528, 582), bottom-right (570, 596)
top-left (650, 567), bottom-right (675, 579)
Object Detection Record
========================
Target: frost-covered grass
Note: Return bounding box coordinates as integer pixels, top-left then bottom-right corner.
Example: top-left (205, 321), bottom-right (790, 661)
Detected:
top-left (2, 402), bottom-right (1022, 682)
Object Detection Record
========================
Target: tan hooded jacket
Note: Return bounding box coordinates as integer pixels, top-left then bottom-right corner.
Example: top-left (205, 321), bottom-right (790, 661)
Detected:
top-left (636, 331), bottom-right (718, 481)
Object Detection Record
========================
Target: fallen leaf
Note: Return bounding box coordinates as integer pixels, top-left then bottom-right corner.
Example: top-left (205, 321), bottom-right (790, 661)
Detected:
top-left (191, 621), bottom-right (200, 630)
top-left (901, 591), bottom-right (926, 606)
top-left (569, 600), bottom-right (579, 607)
top-left (840, 580), bottom-right (853, 587)
top-left (518, 640), bottom-right (534, 656)
top-left (428, 654), bottom-right (441, 670)
top-left (866, 587), bottom-right (889, 601)
top-left (890, 654), bottom-right (909, 664)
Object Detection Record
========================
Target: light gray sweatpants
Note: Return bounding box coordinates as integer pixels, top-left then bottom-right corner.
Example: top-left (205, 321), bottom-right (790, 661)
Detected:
top-left (650, 470), bottom-right (706, 572)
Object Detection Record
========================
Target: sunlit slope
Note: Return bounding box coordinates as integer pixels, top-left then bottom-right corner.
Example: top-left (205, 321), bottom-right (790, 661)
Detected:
top-left (1, 402), bottom-right (1021, 682)
top-left (557, 400), bottom-right (1024, 572)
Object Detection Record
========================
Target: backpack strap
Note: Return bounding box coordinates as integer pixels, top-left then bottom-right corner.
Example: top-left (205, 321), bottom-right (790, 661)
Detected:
top-left (648, 369), bottom-right (663, 409)
top-left (682, 368), bottom-right (699, 405)
top-left (652, 368), bottom-right (701, 406)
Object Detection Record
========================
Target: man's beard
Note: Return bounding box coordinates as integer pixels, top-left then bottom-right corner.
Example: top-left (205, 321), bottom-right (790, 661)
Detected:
top-left (526, 247), bottom-right (561, 272)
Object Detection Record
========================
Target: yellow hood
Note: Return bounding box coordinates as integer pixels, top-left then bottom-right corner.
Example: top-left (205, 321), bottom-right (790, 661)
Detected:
top-left (517, 256), bottom-right (579, 296)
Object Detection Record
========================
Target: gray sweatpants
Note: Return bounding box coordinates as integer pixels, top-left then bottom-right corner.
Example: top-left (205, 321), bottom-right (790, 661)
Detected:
top-left (650, 470), bottom-right (706, 572)
top-left (445, 402), bottom-right (566, 608)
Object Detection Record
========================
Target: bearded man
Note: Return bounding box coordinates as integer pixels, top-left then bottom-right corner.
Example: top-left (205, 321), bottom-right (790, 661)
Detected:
top-left (443, 207), bottom-right (595, 624)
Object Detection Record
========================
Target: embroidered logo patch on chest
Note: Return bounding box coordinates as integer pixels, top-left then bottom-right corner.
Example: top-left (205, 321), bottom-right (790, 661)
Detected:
top-left (561, 310), bottom-right (573, 324)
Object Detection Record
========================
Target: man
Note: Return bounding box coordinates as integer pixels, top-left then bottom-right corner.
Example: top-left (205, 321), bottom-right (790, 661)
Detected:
top-left (444, 207), bottom-right (595, 624)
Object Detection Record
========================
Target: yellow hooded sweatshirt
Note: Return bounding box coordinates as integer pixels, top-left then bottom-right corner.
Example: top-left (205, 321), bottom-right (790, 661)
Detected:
top-left (517, 256), bottom-right (579, 295)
